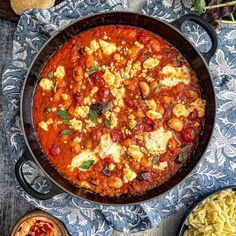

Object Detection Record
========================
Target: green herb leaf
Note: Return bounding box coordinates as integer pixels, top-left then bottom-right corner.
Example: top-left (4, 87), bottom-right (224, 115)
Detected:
top-left (190, 130), bottom-right (196, 137)
top-left (44, 107), bottom-right (51, 113)
top-left (89, 110), bottom-right (98, 124)
top-left (130, 123), bottom-right (136, 130)
top-left (176, 54), bottom-right (182, 62)
top-left (79, 160), bottom-right (95, 170)
top-left (153, 87), bottom-right (158, 93)
top-left (54, 80), bottom-right (59, 93)
top-left (101, 67), bottom-right (106, 73)
top-left (88, 65), bottom-right (99, 74)
top-left (105, 119), bottom-right (111, 128)
top-left (158, 80), bottom-right (166, 87)
top-left (192, 0), bottom-right (206, 15)
top-left (57, 110), bottom-right (70, 119)
top-left (124, 49), bottom-right (129, 56)
top-left (152, 156), bottom-right (160, 164)
top-left (176, 145), bottom-right (189, 163)
top-left (48, 71), bottom-right (54, 78)
top-left (122, 76), bottom-right (129, 80)
top-left (60, 129), bottom-right (72, 136)
top-left (104, 102), bottom-right (113, 112)
top-left (62, 119), bottom-right (71, 125)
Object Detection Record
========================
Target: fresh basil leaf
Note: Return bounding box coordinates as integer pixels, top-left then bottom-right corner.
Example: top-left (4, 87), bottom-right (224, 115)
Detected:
top-left (192, 0), bottom-right (206, 15)
top-left (54, 80), bottom-right (59, 93)
top-left (88, 65), bottom-right (99, 74)
top-left (190, 130), bottom-right (196, 137)
top-left (60, 129), bottom-right (72, 136)
top-left (89, 110), bottom-right (98, 124)
top-left (79, 160), bottom-right (95, 170)
top-left (62, 119), bottom-right (70, 125)
top-left (122, 76), bottom-right (129, 80)
top-left (104, 102), bottom-right (113, 112)
top-left (176, 145), bottom-right (189, 163)
top-left (152, 156), bottom-right (160, 164)
top-left (48, 71), bottom-right (54, 78)
top-left (57, 110), bottom-right (70, 119)
top-left (105, 119), bottom-right (111, 128)
top-left (44, 107), bottom-right (51, 113)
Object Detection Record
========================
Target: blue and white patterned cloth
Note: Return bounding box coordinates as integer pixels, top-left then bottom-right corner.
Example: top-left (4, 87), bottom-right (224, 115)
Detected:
top-left (2, 0), bottom-right (236, 235)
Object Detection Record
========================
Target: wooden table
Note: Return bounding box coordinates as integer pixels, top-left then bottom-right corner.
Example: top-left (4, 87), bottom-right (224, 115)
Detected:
top-left (0, 1), bottom-right (187, 235)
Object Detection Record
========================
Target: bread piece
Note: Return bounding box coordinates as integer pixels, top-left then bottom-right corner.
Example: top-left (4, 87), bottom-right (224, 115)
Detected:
top-left (11, 0), bottom-right (56, 15)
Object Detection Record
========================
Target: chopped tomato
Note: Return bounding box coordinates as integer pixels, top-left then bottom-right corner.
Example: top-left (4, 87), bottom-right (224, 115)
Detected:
top-left (49, 146), bottom-right (61, 157)
top-left (90, 71), bottom-right (105, 87)
top-left (181, 127), bottom-right (197, 142)
top-left (188, 109), bottom-right (198, 120)
top-left (98, 87), bottom-right (110, 98)
top-left (110, 130), bottom-right (123, 143)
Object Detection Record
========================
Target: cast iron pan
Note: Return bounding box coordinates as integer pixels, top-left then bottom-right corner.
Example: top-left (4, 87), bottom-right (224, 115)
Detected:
top-left (16, 12), bottom-right (218, 205)
top-left (177, 185), bottom-right (236, 236)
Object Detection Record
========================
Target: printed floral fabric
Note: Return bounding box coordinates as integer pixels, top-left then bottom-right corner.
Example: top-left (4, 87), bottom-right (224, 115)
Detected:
top-left (2, 0), bottom-right (236, 235)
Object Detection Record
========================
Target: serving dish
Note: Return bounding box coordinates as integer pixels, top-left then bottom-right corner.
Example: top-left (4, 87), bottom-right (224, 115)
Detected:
top-left (16, 12), bottom-right (217, 205)
top-left (177, 185), bottom-right (236, 236)
top-left (9, 210), bottom-right (69, 236)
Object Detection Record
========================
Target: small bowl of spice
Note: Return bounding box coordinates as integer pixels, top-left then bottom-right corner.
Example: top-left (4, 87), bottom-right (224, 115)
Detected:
top-left (10, 210), bottom-right (69, 236)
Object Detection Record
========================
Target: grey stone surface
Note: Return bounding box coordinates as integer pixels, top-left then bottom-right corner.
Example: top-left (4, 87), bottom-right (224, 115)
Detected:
top-left (0, 1), bottom-right (186, 235)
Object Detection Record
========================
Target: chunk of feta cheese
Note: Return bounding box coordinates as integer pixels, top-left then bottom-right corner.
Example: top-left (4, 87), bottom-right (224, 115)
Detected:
top-left (144, 126), bottom-right (172, 155)
top-left (97, 133), bottom-right (124, 163)
top-left (38, 121), bottom-right (48, 131)
top-left (39, 78), bottom-right (53, 90)
top-left (103, 69), bottom-right (115, 86)
top-left (54, 66), bottom-right (65, 79)
top-left (153, 161), bottom-right (168, 170)
top-left (70, 150), bottom-right (97, 171)
top-left (172, 104), bottom-right (189, 117)
top-left (70, 119), bottom-right (82, 131)
top-left (73, 106), bottom-right (89, 118)
top-left (85, 40), bottom-right (100, 55)
top-left (143, 58), bottom-right (160, 69)
top-left (123, 164), bottom-right (137, 183)
top-left (99, 40), bottom-right (117, 55)
top-left (159, 65), bottom-right (190, 87)
top-left (110, 112), bottom-right (118, 129)
top-left (128, 145), bottom-right (143, 161)
top-left (146, 110), bottom-right (162, 120)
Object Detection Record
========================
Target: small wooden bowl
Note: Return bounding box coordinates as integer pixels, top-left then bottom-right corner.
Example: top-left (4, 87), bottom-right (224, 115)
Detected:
top-left (10, 210), bottom-right (70, 236)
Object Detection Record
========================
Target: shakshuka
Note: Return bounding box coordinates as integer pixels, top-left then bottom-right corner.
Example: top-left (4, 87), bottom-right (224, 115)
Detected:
top-left (33, 25), bottom-right (206, 196)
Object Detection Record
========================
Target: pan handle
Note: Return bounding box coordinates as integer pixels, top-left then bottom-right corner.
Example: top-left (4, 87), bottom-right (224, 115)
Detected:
top-left (171, 14), bottom-right (218, 64)
top-left (15, 148), bottom-right (64, 200)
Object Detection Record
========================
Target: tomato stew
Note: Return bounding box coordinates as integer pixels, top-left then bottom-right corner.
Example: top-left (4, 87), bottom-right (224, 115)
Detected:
top-left (33, 25), bottom-right (206, 196)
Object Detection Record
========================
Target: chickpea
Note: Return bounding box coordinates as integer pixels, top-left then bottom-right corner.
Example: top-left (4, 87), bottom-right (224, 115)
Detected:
top-left (73, 66), bottom-right (83, 81)
top-left (168, 118), bottom-right (184, 132)
top-left (85, 55), bottom-right (94, 68)
top-left (139, 81), bottom-right (150, 97)
top-left (85, 139), bottom-right (92, 149)
top-left (134, 109), bottom-right (145, 118)
top-left (107, 176), bottom-right (123, 189)
top-left (188, 90), bottom-right (199, 100)
top-left (150, 81), bottom-right (158, 93)
top-left (72, 144), bottom-right (81, 154)
top-left (140, 157), bottom-right (152, 168)
top-left (123, 138), bottom-right (133, 147)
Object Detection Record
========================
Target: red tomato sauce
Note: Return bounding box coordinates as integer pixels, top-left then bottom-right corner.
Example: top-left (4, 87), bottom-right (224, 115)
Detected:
top-left (33, 25), bottom-right (205, 196)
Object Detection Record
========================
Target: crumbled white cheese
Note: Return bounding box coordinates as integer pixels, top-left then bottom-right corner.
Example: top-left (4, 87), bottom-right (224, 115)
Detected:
top-left (110, 112), bottom-right (118, 129)
top-left (39, 78), bottom-right (53, 91)
top-left (146, 99), bottom-right (157, 111)
top-left (54, 66), bottom-right (65, 79)
top-left (143, 58), bottom-right (160, 69)
top-left (99, 39), bottom-right (117, 55)
top-left (38, 121), bottom-right (48, 131)
top-left (144, 126), bottom-right (172, 155)
top-left (70, 119), bottom-right (82, 131)
top-left (85, 40), bottom-right (100, 55)
top-left (73, 106), bottom-right (89, 118)
top-left (159, 65), bottom-right (191, 87)
top-left (97, 133), bottom-right (124, 163)
top-left (190, 98), bottom-right (206, 118)
top-left (103, 69), bottom-right (115, 86)
top-left (146, 110), bottom-right (162, 120)
top-left (70, 150), bottom-right (97, 171)
top-left (123, 164), bottom-right (137, 183)
top-left (128, 145), bottom-right (143, 161)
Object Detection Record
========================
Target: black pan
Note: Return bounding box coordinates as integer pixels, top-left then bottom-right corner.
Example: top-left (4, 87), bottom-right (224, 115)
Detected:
top-left (16, 12), bottom-right (217, 205)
